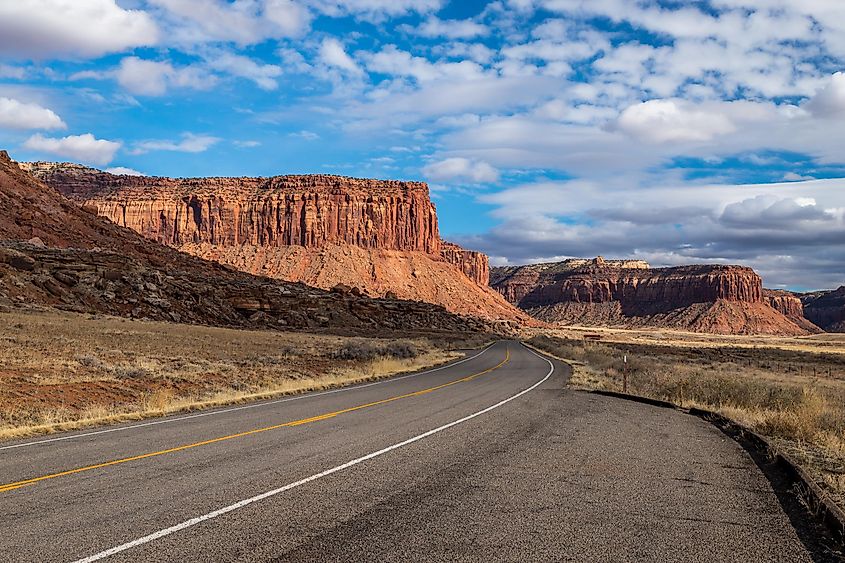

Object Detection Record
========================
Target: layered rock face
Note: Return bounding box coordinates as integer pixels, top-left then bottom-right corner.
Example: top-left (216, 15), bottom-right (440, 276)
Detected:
top-left (22, 163), bottom-right (440, 253)
top-left (24, 162), bottom-right (524, 322)
top-left (440, 241), bottom-right (489, 286)
top-left (802, 287), bottom-right (845, 332)
top-left (0, 152), bottom-right (487, 335)
top-left (763, 289), bottom-right (821, 333)
top-left (491, 258), bottom-right (812, 335)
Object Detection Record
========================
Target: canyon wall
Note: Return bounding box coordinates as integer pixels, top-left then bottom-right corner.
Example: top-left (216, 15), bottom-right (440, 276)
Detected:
top-left (22, 163), bottom-right (441, 253)
top-left (24, 162), bottom-right (525, 323)
top-left (440, 241), bottom-right (489, 286)
top-left (491, 258), bottom-right (811, 335)
top-left (763, 289), bottom-right (821, 333)
top-left (802, 287), bottom-right (845, 332)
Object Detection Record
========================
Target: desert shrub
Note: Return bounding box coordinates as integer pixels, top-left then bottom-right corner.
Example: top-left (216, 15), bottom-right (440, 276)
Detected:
top-left (332, 342), bottom-right (382, 362)
top-left (112, 366), bottom-right (151, 379)
top-left (75, 355), bottom-right (105, 369)
top-left (331, 340), bottom-right (421, 362)
top-left (383, 341), bottom-right (419, 360)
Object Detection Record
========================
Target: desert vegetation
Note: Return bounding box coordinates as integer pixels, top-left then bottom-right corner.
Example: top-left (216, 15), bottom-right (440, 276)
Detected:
top-left (528, 334), bottom-right (845, 510)
top-left (0, 310), bottom-right (489, 440)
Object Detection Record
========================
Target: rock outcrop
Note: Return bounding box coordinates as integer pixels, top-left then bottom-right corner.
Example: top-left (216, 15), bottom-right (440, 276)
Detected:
top-left (0, 151), bottom-right (488, 336)
top-left (24, 162), bottom-right (526, 323)
top-left (440, 241), bottom-right (490, 286)
top-left (491, 258), bottom-right (812, 335)
top-left (801, 287), bottom-right (845, 332)
top-left (763, 289), bottom-right (822, 333)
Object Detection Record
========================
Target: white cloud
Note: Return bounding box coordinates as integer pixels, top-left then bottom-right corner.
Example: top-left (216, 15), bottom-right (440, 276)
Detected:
top-left (0, 0), bottom-right (157, 59)
top-left (423, 157), bottom-right (499, 183)
top-left (23, 133), bottom-right (121, 166)
top-left (310, 0), bottom-right (443, 21)
top-left (116, 57), bottom-right (216, 96)
top-left (105, 166), bottom-right (145, 176)
top-left (613, 99), bottom-right (737, 143)
top-left (290, 130), bottom-right (320, 141)
top-left (805, 72), bottom-right (845, 118)
top-left (149, 0), bottom-right (311, 45)
top-left (133, 133), bottom-right (220, 154)
top-left (234, 140), bottom-right (262, 148)
top-left (0, 97), bottom-right (66, 130)
top-left (460, 175), bottom-right (845, 288)
top-left (207, 52), bottom-right (283, 90)
top-left (412, 17), bottom-right (489, 39)
top-left (319, 38), bottom-right (362, 75)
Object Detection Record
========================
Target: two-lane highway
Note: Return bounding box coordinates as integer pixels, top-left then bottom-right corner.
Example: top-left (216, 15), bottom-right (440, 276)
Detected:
top-left (0, 341), bottom-right (821, 561)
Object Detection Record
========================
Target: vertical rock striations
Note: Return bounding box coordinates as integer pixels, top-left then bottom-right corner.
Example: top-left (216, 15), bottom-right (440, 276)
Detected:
top-left (22, 162), bottom-right (527, 323)
top-left (491, 258), bottom-right (813, 335)
top-left (439, 241), bottom-right (490, 286)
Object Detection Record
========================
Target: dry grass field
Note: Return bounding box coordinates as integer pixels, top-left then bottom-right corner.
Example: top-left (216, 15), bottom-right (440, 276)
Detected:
top-left (0, 310), bottom-right (488, 440)
top-left (527, 330), bottom-right (845, 511)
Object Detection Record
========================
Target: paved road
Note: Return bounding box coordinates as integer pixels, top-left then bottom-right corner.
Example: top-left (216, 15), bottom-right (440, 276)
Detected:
top-left (0, 341), bottom-right (824, 562)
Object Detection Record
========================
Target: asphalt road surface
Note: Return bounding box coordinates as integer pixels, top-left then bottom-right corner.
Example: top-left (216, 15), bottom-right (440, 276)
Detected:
top-left (0, 341), bottom-right (828, 562)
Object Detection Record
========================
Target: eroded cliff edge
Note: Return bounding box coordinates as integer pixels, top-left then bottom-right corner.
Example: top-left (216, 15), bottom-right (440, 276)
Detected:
top-left (491, 257), bottom-right (816, 335)
top-left (23, 162), bottom-right (523, 322)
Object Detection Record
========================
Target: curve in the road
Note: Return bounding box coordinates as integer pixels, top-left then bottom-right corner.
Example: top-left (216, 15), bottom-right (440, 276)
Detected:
top-left (0, 345), bottom-right (512, 494)
top-left (71, 345), bottom-right (554, 563)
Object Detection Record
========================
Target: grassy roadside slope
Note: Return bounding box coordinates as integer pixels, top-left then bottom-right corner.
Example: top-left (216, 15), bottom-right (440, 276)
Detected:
top-left (0, 310), bottom-right (490, 440)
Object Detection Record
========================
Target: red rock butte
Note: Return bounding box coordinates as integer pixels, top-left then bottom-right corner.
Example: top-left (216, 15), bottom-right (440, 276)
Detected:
top-left (23, 162), bottom-right (522, 322)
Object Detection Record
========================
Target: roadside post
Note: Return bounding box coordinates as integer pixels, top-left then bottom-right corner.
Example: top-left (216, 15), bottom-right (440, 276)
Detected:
top-left (623, 354), bottom-right (628, 393)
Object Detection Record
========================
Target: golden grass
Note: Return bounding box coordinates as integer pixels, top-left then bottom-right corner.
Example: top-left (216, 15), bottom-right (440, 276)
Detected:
top-left (528, 334), bottom-right (845, 510)
top-left (0, 310), bottom-right (473, 440)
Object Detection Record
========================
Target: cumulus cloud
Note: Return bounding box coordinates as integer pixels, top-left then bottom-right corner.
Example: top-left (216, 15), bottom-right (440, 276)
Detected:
top-left (23, 133), bottom-right (121, 165)
top-left (423, 157), bottom-right (499, 183)
top-left (206, 52), bottom-right (283, 90)
top-left (116, 57), bottom-right (216, 96)
top-left (105, 166), bottom-right (145, 176)
top-left (411, 17), bottom-right (489, 39)
top-left (133, 133), bottom-right (220, 154)
top-left (310, 0), bottom-right (443, 21)
top-left (0, 97), bottom-right (66, 130)
top-left (612, 99), bottom-right (736, 143)
top-left (459, 176), bottom-right (845, 289)
top-left (0, 0), bottom-right (158, 59)
top-left (805, 72), bottom-right (845, 117)
top-left (319, 38), bottom-right (362, 75)
top-left (149, 0), bottom-right (311, 45)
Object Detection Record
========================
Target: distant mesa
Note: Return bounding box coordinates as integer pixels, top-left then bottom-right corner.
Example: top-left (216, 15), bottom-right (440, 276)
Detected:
top-left (23, 161), bottom-right (527, 323)
top-left (491, 258), bottom-right (824, 336)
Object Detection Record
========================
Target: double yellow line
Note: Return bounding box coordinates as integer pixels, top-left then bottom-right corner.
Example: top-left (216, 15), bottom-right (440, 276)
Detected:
top-left (0, 347), bottom-right (510, 494)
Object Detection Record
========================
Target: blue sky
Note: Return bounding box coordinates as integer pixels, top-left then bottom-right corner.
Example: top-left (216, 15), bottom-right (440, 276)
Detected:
top-left (1, 1), bottom-right (845, 290)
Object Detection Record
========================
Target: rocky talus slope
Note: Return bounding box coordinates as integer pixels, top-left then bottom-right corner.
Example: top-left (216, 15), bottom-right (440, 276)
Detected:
top-left (24, 162), bottom-right (525, 322)
top-left (0, 151), bottom-right (487, 335)
top-left (801, 287), bottom-right (845, 332)
top-left (491, 257), bottom-right (813, 335)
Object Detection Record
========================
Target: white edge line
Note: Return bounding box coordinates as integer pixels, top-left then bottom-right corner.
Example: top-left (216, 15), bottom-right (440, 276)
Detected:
top-left (1, 344), bottom-right (497, 452)
top-left (71, 343), bottom-right (554, 563)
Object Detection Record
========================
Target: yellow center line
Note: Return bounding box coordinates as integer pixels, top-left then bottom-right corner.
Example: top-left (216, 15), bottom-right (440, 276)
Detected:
top-left (0, 347), bottom-right (511, 494)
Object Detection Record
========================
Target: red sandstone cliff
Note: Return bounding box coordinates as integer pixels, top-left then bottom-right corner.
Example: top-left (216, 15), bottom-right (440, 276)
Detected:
top-left (0, 151), bottom-right (486, 335)
top-left (491, 258), bottom-right (812, 335)
top-left (763, 289), bottom-right (821, 333)
top-left (440, 241), bottom-right (489, 286)
top-left (23, 162), bottom-right (526, 323)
